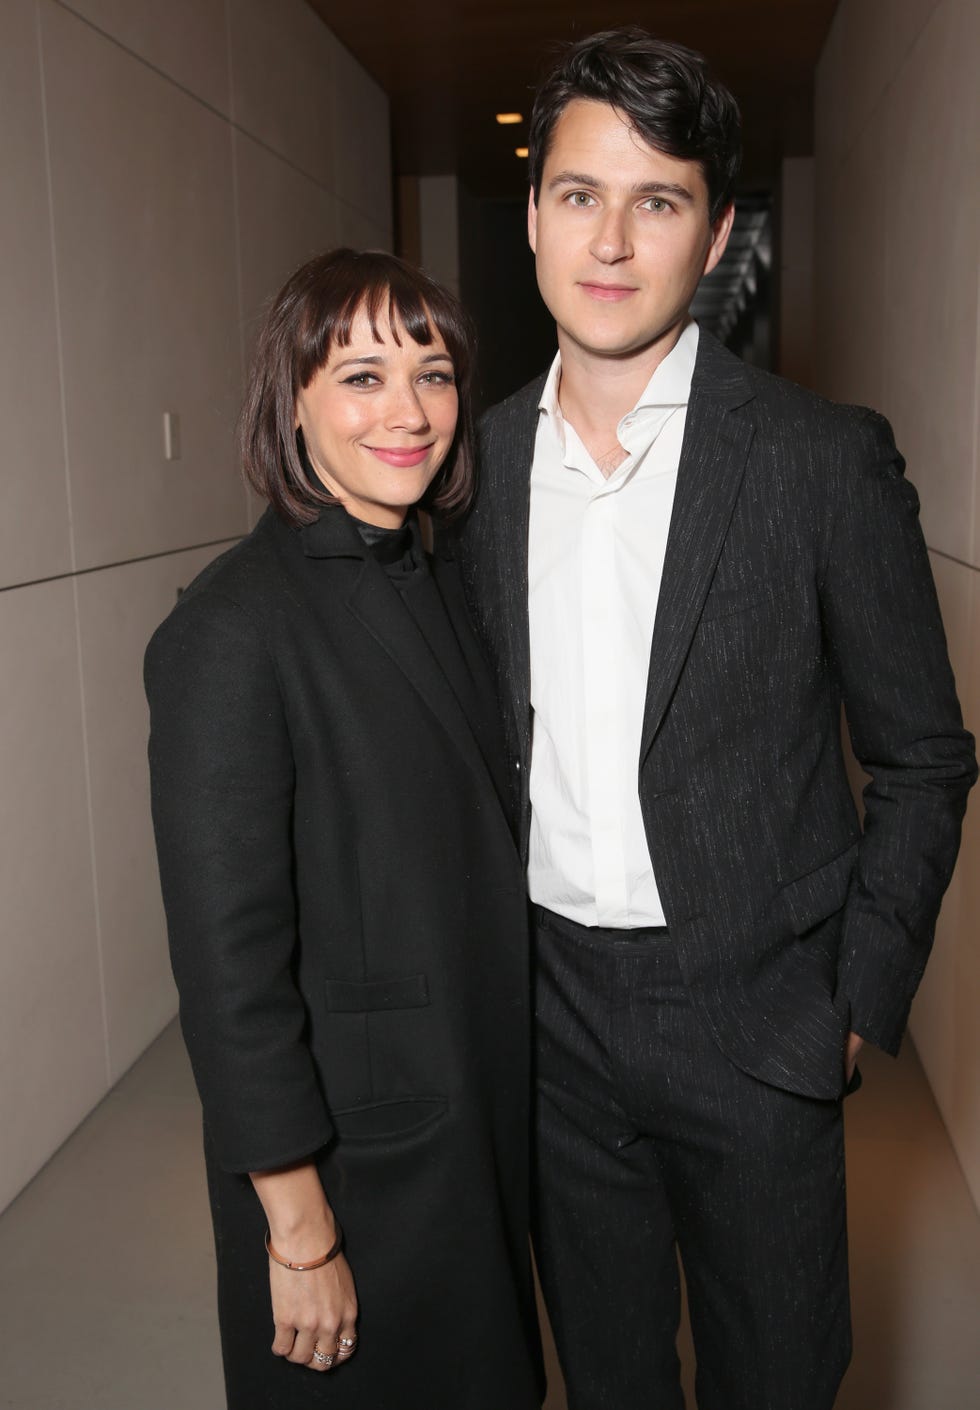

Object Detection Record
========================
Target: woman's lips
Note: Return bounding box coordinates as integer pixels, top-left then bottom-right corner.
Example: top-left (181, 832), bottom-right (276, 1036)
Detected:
top-left (579, 282), bottom-right (638, 301)
top-left (366, 444), bottom-right (434, 467)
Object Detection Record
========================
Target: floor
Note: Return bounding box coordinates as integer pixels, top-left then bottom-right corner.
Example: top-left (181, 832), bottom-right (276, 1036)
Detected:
top-left (1, 1026), bottom-right (978, 1409)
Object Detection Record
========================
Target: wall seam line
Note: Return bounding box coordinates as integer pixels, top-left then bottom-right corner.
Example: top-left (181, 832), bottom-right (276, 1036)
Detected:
top-left (52, 0), bottom-right (342, 198)
top-left (927, 548), bottom-right (980, 574)
top-left (37, 0), bottom-right (111, 1090)
top-left (36, 1), bottom-right (75, 576)
top-left (0, 537), bottom-right (243, 596)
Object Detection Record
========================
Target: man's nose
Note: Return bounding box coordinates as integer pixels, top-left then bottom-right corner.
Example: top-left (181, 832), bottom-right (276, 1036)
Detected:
top-left (590, 205), bottom-right (633, 263)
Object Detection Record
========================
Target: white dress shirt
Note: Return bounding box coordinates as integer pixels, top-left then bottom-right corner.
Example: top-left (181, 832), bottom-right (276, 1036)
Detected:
top-left (527, 320), bottom-right (699, 927)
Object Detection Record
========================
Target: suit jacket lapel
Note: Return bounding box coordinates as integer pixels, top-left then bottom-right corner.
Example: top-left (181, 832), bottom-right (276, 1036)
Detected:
top-left (640, 333), bottom-right (756, 762)
top-left (486, 378), bottom-right (543, 764)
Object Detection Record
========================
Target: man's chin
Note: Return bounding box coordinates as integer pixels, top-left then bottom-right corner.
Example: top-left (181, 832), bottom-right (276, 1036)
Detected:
top-left (562, 321), bottom-right (686, 364)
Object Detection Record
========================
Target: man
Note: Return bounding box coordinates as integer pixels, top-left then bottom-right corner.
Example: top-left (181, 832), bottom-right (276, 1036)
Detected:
top-left (456, 26), bottom-right (977, 1410)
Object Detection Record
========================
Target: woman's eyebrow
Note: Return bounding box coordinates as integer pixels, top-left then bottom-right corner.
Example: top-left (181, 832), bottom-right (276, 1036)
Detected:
top-left (332, 351), bottom-right (453, 370)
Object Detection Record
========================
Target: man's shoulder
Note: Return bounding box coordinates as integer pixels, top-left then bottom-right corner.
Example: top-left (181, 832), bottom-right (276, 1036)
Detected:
top-left (698, 332), bottom-right (887, 446)
top-left (693, 329), bottom-right (891, 468)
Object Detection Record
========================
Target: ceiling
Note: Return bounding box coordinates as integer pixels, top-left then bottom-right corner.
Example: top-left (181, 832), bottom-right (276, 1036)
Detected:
top-left (310, 1), bottom-right (841, 199)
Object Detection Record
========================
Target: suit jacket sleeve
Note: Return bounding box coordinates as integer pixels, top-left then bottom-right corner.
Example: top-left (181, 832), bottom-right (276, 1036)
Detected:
top-left (145, 588), bottom-right (333, 1173)
top-left (820, 410), bottom-right (977, 1052)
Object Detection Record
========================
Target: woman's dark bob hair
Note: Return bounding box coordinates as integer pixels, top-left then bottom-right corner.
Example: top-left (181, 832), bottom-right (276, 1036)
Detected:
top-left (241, 247), bottom-right (476, 526)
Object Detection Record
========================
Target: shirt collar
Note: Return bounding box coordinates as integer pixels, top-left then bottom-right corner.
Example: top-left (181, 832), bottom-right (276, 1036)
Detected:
top-left (538, 319), bottom-right (700, 429)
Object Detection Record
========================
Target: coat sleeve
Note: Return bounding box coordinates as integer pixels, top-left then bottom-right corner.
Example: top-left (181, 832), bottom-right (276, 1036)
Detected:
top-left (819, 410), bottom-right (977, 1052)
top-left (145, 588), bottom-right (333, 1173)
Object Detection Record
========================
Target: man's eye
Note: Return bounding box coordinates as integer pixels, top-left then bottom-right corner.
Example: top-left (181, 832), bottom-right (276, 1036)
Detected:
top-left (566, 191), bottom-right (595, 207)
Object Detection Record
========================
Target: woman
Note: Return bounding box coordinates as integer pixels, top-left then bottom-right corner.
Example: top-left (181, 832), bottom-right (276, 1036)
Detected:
top-left (145, 249), bottom-right (542, 1408)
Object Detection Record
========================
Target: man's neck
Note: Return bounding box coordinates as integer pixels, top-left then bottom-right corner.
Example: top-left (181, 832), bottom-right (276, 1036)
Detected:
top-left (555, 321), bottom-right (687, 471)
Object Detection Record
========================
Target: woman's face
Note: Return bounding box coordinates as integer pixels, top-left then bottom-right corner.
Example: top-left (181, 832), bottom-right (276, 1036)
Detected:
top-left (295, 304), bottom-right (459, 528)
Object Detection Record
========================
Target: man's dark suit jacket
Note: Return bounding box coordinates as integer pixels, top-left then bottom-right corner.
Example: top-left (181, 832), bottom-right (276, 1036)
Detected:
top-left (456, 329), bottom-right (977, 1100)
top-left (145, 506), bottom-right (541, 1408)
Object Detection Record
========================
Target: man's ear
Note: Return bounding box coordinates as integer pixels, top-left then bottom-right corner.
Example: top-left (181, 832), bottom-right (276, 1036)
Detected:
top-left (703, 202), bottom-right (735, 277)
top-left (527, 187), bottom-right (538, 254)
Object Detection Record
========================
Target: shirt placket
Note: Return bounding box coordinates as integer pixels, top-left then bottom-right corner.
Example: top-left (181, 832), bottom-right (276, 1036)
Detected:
top-left (581, 481), bottom-right (628, 924)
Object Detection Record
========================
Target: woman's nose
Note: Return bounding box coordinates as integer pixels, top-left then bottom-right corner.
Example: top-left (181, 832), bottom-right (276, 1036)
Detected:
top-left (385, 381), bottom-right (430, 431)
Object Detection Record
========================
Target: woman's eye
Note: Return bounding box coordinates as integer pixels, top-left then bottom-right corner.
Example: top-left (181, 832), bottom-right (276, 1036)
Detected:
top-left (342, 372), bottom-right (379, 387)
top-left (419, 371), bottom-right (455, 386)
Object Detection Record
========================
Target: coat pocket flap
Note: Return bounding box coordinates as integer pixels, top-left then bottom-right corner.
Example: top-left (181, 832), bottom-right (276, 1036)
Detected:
top-left (779, 844), bottom-right (858, 936)
top-left (323, 973), bottom-right (430, 1012)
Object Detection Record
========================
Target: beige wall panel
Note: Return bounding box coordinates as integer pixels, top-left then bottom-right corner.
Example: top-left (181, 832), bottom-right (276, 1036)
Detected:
top-left (234, 129), bottom-right (340, 362)
top-left (948, 569), bottom-right (980, 1207)
top-left (0, 580), bottom-right (105, 1212)
top-left (0, 0), bottom-right (71, 589)
top-left (881, 0), bottom-right (980, 566)
top-left (58, 0), bottom-right (230, 115)
top-left (337, 200), bottom-right (392, 254)
top-left (227, 0), bottom-right (336, 190)
top-left (815, 0), bottom-right (942, 171)
top-left (76, 543), bottom-right (236, 1085)
top-left (909, 553), bottom-right (973, 1135)
top-left (814, 113), bottom-right (888, 410)
top-left (332, 41), bottom-right (392, 230)
top-left (41, 3), bottom-right (246, 571)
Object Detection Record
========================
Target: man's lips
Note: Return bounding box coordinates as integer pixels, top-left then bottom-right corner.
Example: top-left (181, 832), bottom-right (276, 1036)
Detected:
top-left (365, 444), bottom-right (434, 467)
top-left (579, 282), bottom-right (638, 302)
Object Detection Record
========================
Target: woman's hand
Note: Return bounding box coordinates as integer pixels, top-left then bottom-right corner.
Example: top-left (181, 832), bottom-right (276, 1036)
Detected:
top-left (250, 1161), bottom-right (359, 1372)
top-left (268, 1246), bottom-right (358, 1370)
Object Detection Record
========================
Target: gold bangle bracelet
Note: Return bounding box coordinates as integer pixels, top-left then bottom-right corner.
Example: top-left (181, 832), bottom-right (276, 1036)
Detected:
top-left (264, 1222), bottom-right (344, 1271)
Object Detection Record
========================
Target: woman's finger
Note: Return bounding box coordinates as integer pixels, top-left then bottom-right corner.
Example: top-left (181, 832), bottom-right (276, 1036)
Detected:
top-left (287, 1328), bottom-right (319, 1366)
top-left (271, 1321), bottom-right (296, 1358)
top-left (311, 1340), bottom-right (336, 1372)
top-left (334, 1324), bottom-right (358, 1362)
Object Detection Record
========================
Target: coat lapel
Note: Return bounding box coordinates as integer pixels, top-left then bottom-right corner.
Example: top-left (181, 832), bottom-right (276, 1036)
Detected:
top-left (640, 334), bottom-right (756, 763)
top-left (297, 510), bottom-right (500, 799)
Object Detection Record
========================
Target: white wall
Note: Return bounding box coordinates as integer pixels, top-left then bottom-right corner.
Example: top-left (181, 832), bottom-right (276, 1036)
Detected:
top-left (0, 0), bottom-right (391, 1214)
top-left (814, 0), bottom-right (980, 1208)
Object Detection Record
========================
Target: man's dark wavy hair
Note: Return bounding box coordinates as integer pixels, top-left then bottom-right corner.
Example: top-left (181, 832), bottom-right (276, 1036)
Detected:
top-left (528, 27), bottom-right (742, 223)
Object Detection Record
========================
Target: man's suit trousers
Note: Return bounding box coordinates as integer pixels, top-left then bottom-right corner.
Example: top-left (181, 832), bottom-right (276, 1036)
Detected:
top-left (533, 907), bottom-right (853, 1410)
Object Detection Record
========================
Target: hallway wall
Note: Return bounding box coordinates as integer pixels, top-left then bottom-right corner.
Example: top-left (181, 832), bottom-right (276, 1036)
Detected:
top-left (0, 0), bottom-right (391, 1215)
top-left (814, 0), bottom-right (980, 1207)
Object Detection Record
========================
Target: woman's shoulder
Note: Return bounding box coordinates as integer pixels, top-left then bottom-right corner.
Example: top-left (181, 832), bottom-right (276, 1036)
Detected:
top-left (144, 509), bottom-right (298, 670)
top-left (178, 507), bottom-right (293, 608)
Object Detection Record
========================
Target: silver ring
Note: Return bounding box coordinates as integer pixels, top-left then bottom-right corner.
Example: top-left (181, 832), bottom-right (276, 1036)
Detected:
top-left (338, 1336), bottom-right (357, 1349)
top-left (312, 1346), bottom-right (333, 1366)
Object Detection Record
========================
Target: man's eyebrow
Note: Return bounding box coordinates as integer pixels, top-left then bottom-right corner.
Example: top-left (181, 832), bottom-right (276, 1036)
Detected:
top-left (548, 170), bottom-right (695, 202)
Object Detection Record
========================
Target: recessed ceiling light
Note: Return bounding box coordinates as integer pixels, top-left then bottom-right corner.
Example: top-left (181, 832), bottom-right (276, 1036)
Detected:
top-left (496, 112), bottom-right (523, 125)
top-left (515, 146), bottom-right (529, 159)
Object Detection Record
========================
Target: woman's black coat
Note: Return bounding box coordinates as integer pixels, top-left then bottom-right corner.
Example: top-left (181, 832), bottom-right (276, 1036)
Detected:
top-left (145, 506), bottom-right (541, 1409)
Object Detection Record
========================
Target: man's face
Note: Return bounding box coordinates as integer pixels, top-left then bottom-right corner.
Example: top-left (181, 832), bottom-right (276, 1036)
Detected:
top-left (528, 99), bottom-right (733, 363)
